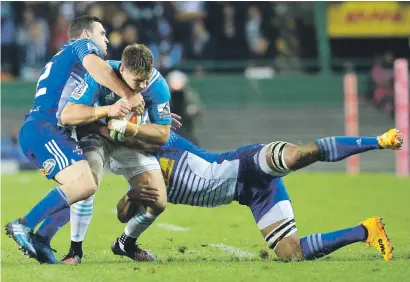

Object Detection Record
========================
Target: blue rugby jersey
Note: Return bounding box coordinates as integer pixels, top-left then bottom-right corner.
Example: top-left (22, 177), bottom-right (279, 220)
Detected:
top-left (25, 39), bottom-right (103, 124)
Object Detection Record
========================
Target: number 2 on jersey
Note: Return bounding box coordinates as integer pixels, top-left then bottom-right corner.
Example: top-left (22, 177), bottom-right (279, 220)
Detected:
top-left (35, 62), bottom-right (53, 98)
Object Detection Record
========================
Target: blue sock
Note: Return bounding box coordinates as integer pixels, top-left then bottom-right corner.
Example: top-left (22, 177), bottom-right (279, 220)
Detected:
top-left (315, 136), bottom-right (381, 162)
top-left (36, 207), bottom-right (70, 245)
top-left (22, 187), bottom-right (70, 229)
top-left (300, 225), bottom-right (367, 260)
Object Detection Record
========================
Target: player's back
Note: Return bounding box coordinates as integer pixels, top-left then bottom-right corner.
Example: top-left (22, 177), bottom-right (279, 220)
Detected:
top-left (156, 132), bottom-right (255, 207)
top-left (25, 39), bottom-right (102, 125)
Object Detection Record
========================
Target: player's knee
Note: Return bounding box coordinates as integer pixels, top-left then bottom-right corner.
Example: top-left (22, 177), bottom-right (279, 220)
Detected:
top-left (264, 218), bottom-right (301, 259)
top-left (274, 235), bottom-right (303, 260)
top-left (150, 199), bottom-right (167, 215)
top-left (117, 211), bottom-right (130, 223)
top-left (263, 142), bottom-right (293, 177)
top-left (77, 173), bottom-right (98, 198)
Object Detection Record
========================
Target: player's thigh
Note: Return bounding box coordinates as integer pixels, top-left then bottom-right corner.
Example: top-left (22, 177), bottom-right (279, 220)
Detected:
top-left (79, 134), bottom-right (112, 186)
top-left (110, 147), bottom-right (166, 211)
top-left (244, 177), bottom-right (300, 254)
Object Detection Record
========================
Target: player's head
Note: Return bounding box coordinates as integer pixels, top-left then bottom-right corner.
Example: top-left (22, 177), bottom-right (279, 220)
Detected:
top-left (120, 44), bottom-right (154, 93)
top-left (68, 15), bottom-right (109, 56)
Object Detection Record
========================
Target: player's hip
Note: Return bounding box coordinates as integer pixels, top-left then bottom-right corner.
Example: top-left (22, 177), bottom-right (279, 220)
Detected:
top-left (18, 120), bottom-right (85, 179)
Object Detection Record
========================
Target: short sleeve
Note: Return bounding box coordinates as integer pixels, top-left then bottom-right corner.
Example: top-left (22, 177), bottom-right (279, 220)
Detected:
top-left (72, 39), bottom-right (103, 62)
top-left (68, 73), bottom-right (101, 106)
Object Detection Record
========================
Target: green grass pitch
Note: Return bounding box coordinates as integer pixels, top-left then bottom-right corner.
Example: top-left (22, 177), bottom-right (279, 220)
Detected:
top-left (2, 171), bottom-right (410, 282)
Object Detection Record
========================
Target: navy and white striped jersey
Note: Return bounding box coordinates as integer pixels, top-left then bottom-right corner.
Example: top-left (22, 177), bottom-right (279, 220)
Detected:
top-left (156, 132), bottom-right (259, 207)
top-left (25, 39), bottom-right (103, 125)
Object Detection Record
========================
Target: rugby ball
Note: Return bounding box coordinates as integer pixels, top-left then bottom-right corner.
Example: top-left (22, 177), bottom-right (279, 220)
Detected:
top-left (109, 112), bottom-right (142, 142)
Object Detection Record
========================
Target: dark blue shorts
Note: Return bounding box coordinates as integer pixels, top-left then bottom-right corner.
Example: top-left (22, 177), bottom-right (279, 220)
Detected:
top-left (234, 144), bottom-right (292, 224)
top-left (18, 120), bottom-right (86, 179)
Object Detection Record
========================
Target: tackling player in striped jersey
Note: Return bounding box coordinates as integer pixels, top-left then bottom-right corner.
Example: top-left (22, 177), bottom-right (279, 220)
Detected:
top-left (57, 123), bottom-right (401, 263)
top-left (112, 129), bottom-right (400, 262)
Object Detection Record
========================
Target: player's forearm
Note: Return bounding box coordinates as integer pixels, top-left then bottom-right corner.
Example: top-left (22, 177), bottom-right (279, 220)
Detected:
top-left (134, 124), bottom-right (170, 146)
top-left (83, 54), bottom-right (133, 99)
top-left (95, 122), bottom-right (159, 151)
top-left (60, 103), bottom-right (109, 126)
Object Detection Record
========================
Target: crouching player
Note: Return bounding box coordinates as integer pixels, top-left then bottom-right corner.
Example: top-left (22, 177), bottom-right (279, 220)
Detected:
top-left (70, 125), bottom-right (401, 262)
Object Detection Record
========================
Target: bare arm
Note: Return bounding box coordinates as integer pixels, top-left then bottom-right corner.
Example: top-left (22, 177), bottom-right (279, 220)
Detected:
top-left (91, 122), bottom-right (161, 151)
top-left (82, 54), bottom-right (145, 114)
top-left (61, 103), bottom-right (107, 126)
top-left (83, 54), bottom-right (133, 99)
top-left (61, 100), bottom-right (131, 126)
top-left (134, 124), bottom-right (171, 146)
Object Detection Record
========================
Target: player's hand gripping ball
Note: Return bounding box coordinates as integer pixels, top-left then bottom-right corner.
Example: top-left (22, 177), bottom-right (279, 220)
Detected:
top-left (108, 112), bottom-right (142, 142)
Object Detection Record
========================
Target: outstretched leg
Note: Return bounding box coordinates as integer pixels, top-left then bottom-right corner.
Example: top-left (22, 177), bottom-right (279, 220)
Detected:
top-left (265, 129), bottom-right (403, 174)
top-left (247, 178), bottom-right (393, 262)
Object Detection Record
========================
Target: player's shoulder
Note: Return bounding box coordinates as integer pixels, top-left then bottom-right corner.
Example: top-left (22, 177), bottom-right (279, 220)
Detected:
top-left (106, 60), bottom-right (121, 71)
top-left (69, 38), bottom-right (103, 57)
top-left (142, 68), bottom-right (170, 101)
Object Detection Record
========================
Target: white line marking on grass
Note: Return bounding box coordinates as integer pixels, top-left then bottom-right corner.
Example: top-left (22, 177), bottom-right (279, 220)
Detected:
top-left (156, 223), bottom-right (190, 232)
top-left (110, 208), bottom-right (117, 214)
top-left (208, 243), bottom-right (255, 258)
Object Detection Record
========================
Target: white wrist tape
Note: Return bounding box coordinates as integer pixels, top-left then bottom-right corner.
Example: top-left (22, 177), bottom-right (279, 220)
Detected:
top-left (108, 119), bottom-right (127, 134)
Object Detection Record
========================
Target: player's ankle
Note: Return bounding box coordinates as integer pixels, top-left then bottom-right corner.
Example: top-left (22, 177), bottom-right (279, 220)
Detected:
top-left (70, 240), bottom-right (83, 258)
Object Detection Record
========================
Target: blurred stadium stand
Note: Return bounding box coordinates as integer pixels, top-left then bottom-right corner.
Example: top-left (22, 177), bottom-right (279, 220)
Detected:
top-left (1, 1), bottom-right (409, 172)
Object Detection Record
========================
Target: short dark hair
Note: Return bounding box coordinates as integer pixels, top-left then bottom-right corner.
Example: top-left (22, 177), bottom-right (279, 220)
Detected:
top-left (68, 15), bottom-right (102, 39)
top-left (121, 44), bottom-right (154, 77)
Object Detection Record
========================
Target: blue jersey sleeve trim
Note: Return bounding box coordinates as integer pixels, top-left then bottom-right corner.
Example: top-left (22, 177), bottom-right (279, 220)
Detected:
top-left (72, 39), bottom-right (103, 63)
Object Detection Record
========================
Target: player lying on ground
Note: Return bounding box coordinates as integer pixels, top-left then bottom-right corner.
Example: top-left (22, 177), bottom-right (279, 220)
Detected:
top-left (113, 129), bottom-right (401, 263)
top-left (38, 120), bottom-right (402, 263)
top-left (5, 15), bottom-right (144, 263)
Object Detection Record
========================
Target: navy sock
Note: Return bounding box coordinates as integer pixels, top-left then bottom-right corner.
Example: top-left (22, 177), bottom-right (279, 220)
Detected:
top-left (36, 207), bottom-right (70, 245)
top-left (22, 187), bottom-right (70, 229)
top-left (315, 136), bottom-right (381, 162)
top-left (300, 225), bottom-right (367, 260)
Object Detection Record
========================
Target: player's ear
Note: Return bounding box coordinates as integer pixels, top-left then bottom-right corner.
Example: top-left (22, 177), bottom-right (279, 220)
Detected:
top-left (82, 29), bottom-right (91, 39)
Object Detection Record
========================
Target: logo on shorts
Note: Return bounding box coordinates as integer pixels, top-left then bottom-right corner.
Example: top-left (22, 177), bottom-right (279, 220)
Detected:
top-left (40, 159), bottom-right (56, 175)
top-left (73, 145), bottom-right (83, 155)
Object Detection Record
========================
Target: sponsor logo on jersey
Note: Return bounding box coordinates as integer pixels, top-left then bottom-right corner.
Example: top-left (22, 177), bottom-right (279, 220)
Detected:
top-left (87, 42), bottom-right (98, 53)
top-left (105, 92), bottom-right (116, 101)
top-left (158, 102), bottom-right (171, 118)
top-left (29, 106), bottom-right (41, 113)
top-left (71, 80), bottom-right (88, 100)
top-left (40, 159), bottom-right (56, 175)
top-left (159, 157), bottom-right (174, 187)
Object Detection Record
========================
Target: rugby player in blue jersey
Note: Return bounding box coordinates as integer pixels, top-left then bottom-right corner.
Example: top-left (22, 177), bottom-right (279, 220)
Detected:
top-left (5, 15), bottom-right (144, 263)
top-left (24, 44), bottom-right (172, 264)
